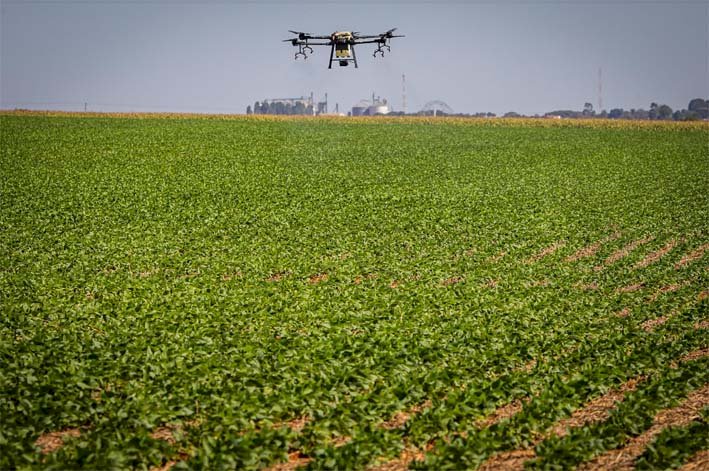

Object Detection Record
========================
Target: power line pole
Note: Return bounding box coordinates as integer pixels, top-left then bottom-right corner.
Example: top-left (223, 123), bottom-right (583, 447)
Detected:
top-left (402, 74), bottom-right (407, 114)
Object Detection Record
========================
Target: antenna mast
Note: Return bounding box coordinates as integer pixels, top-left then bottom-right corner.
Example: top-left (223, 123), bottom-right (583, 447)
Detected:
top-left (598, 67), bottom-right (603, 113)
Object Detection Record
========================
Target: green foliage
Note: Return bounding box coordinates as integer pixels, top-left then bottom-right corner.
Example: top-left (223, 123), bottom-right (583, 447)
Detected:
top-left (527, 359), bottom-right (709, 469)
top-left (0, 115), bottom-right (707, 469)
top-left (635, 412), bottom-right (709, 470)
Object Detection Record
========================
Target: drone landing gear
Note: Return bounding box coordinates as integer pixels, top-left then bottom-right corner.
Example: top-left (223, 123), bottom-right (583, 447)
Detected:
top-left (373, 42), bottom-right (391, 58)
top-left (294, 43), bottom-right (313, 60)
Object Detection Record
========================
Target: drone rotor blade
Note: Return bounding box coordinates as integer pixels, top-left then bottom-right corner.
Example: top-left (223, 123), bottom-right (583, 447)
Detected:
top-left (288, 30), bottom-right (314, 40)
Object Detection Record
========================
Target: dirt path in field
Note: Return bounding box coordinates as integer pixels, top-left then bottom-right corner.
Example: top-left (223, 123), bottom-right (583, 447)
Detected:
top-left (478, 377), bottom-right (646, 470)
top-left (634, 239), bottom-right (679, 269)
top-left (679, 450), bottom-right (709, 470)
top-left (266, 271), bottom-right (291, 282)
top-left (648, 282), bottom-right (690, 302)
top-left (34, 428), bottom-right (81, 454)
top-left (577, 383), bottom-right (709, 471)
top-left (307, 273), bottom-right (329, 284)
top-left (478, 348), bottom-right (709, 471)
top-left (263, 452), bottom-right (312, 471)
top-left (565, 232), bottom-right (622, 263)
top-left (380, 400), bottom-right (433, 430)
top-left (369, 389), bottom-right (538, 471)
top-left (617, 282), bottom-right (645, 293)
top-left (596, 236), bottom-right (654, 271)
top-left (615, 280), bottom-right (701, 329)
top-left (367, 445), bottom-right (435, 471)
top-left (474, 397), bottom-right (530, 428)
top-left (675, 243), bottom-right (709, 269)
top-left (527, 241), bottom-right (566, 263)
top-left (639, 287), bottom-right (704, 332)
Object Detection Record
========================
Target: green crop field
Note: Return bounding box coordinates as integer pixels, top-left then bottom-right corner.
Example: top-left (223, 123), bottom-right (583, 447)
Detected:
top-left (1, 113), bottom-right (708, 470)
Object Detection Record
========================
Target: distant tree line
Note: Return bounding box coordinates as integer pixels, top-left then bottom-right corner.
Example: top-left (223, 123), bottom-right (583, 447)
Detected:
top-left (245, 98), bottom-right (708, 120)
top-left (387, 111), bottom-right (497, 117)
top-left (248, 101), bottom-right (314, 115)
top-left (541, 98), bottom-right (708, 121)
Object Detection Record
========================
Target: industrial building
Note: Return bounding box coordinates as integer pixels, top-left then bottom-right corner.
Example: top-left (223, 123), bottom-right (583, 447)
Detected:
top-left (250, 93), bottom-right (329, 115)
top-left (351, 93), bottom-right (391, 116)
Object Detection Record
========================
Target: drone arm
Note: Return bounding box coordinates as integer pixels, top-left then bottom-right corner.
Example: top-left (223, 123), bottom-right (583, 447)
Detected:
top-left (287, 41), bottom-right (331, 46)
top-left (352, 39), bottom-right (383, 45)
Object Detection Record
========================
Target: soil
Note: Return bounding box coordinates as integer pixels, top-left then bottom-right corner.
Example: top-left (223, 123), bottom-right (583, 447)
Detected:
top-left (565, 232), bottom-right (621, 263)
top-left (475, 397), bottom-right (528, 428)
top-left (675, 243), bottom-right (709, 269)
top-left (679, 449), bottom-right (709, 470)
top-left (441, 276), bottom-right (463, 286)
top-left (478, 377), bottom-right (645, 470)
top-left (266, 271), bottom-right (291, 282)
top-left (35, 428), bottom-right (81, 454)
top-left (307, 273), bottom-right (328, 284)
top-left (617, 282), bottom-right (645, 293)
top-left (578, 384), bottom-right (709, 470)
top-left (649, 282), bottom-right (688, 302)
top-left (380, 400), bottom-right (433, 430)
top-left (641, 316), bottom-right (668, 332)
top-left (527, 241), bottom-right (566, 263)
top-left (634, 239), bottom-right (678, 269)
top-left (597, 235), bottom-right (654, 270)
top-left (264, 452), bottom-right (312, 471)
top-left (616, 307), bottom-right (632, 318)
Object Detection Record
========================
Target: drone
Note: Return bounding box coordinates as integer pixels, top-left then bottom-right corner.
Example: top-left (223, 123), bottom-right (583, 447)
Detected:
top-left (283, 28), bottom-right (404, 69)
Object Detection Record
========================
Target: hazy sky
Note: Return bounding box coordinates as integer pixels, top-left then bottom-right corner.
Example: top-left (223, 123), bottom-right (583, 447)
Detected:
top-left (1, 0), bottom-right (708, 115)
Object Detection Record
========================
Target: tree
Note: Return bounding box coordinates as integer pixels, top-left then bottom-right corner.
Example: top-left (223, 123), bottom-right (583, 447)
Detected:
top-left (657, 104), bottom-right (673, 120)
top-left (688, 98), bottom-right (708, 119)
top-left (246, 105), bottom-right (252, 115)
top-left (583, 102), bottom-right (594, 116)
top-left (632, 109), bottom-right (649, 120)
top-left (649, 102), bottom-right (659, 120)
top-left (254, 101), bottom-right (261, 114)
top-left (609, 108), bottom-right (624, 119)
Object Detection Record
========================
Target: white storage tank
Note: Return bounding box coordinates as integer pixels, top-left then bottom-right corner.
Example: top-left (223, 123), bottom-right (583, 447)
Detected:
top-left (368, 105), bottom-right (390, 115)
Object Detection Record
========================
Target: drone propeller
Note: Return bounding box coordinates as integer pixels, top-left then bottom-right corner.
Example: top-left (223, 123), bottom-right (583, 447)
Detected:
top-left (381, 28), bottom-right (404, 39)
top-left (288, 30), bottom-right (312, 40)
